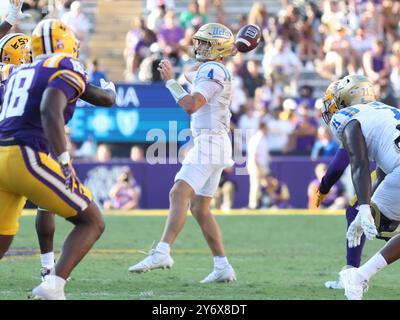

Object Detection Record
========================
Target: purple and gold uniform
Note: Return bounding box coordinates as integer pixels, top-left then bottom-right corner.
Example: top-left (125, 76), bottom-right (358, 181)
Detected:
top-left (0, 53), bottom-right (92, 235)
top-left (0, 63), bottom-right (18, 103)
top-left (0, 63), bottom-right (17, 83)
top-left (0, 32), bottom-right (30, 96)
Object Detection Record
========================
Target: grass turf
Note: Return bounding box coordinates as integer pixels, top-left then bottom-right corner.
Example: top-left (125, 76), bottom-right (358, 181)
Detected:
top-left (1, 214), bottom-right (399, 300)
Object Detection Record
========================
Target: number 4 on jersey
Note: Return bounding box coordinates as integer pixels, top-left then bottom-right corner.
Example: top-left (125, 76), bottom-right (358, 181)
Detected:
top-left (207, 69), bottom-right (214, 80)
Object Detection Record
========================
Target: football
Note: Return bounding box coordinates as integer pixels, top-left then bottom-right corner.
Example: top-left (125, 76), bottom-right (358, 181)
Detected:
top-left (235, 24), bottom-right (261, 53)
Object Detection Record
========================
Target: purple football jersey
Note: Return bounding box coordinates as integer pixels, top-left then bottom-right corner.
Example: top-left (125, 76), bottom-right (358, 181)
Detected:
top-left (0, 54), bottom-right (87, 153)
top-left (0, 63), bottom-right (18, 105)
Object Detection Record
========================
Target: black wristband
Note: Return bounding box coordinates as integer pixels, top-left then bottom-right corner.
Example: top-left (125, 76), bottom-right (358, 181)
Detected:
top-left (318, 177), bottom-right (330, 195)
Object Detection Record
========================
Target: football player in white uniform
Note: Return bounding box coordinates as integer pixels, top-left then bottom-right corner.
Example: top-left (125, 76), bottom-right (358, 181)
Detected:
top-left (322, 74), bottom-right (400, 299)
top-left (128, 23), bottom-right (237, 283)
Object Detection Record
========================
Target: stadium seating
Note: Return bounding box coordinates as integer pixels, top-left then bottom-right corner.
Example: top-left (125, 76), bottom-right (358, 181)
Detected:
top-left (87, 0), bottom-right (143, 81)
top-left (84, 0), bottom-right (329, 97)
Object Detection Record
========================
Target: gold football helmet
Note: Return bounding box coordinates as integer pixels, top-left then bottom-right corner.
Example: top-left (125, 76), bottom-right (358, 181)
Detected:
top-left (192, 23), bottom-right (234, 61)
top-left (31, 19), bottom-right (79, 59)
top-left (334, 75), bottom-right (376, 109)
top-left (322, 75), bottom-right (376, 124)
top-left (0, 33), bottom-right (30, 65)
top-left (22, 41), bottom-right (32, 64)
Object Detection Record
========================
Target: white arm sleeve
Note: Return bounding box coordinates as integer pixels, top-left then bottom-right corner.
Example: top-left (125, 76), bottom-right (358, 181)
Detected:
top-left (184, 70), bottom-right (196, 84)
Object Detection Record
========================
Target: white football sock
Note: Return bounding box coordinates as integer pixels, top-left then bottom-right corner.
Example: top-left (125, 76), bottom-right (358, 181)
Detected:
top-left (156, 242), bottom-right (170, 254)
top-left (214, 256), bottom-right (229, 269)
top-left (358, 253), bottom-right (388, 281)
top-left (40, 252), bottom-right (55, 269)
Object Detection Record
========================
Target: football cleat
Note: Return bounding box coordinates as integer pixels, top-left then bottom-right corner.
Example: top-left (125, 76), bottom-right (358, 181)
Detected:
top-left (339, 268), bottom-right (368, 300)
top-left (325, 266), bottom-right (369, 292)
top-left (31, 276), bottom-right (66, 300)
top-left (128, 249), bottom-right (174, 273)
top-left (40, 264), bottom-right (71, 282)
top-left (40, 267), bottom-right (52, 282)
top-left (324, 279), bottom-right (343, 290)
top-left (200, 265), bottom-right (237, 284)
top-left (324, 265), bottom-right (349, 290)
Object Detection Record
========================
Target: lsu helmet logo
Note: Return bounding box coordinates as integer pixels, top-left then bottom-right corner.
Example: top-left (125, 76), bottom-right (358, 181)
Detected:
top-left (0, 33), bottom-right (30, 65)
top-left (11, 37), bottom-right (28, 50)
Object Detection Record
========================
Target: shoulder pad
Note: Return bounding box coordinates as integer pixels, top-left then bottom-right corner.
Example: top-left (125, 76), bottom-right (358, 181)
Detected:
top-left (0, 64), bottom-right (16, 83)
top-left (195, 62), bottom-right (230, 84)
top-left (330, 106), bottom-right (361, 140)
top-left (43, 54), bottom-right (86, 78)
top-left (47, 56), bottom-right (87, 102)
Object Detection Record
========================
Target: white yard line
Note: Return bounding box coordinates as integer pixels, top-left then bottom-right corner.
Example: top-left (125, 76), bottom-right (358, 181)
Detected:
top-left (21, 209), bottom-right (345, 217)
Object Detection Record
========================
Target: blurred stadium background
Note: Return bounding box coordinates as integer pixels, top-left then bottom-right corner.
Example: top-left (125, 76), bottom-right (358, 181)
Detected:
top-left (7, 0), bottom-right (397, 211)
top-left (2, 0), bottom-right (400, 300)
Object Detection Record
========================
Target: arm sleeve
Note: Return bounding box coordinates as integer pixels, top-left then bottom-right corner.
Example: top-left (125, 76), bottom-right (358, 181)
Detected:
top-left (319, 148), bottom-right (350, 194)
top-left (192, 80), bottom-right (223, 102)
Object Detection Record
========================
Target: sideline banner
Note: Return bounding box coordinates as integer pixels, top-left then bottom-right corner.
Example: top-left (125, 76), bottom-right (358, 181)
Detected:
top-left (69, 83), bottom-right (189, 142)
top-left (72, 157), bottom-right (342, 209)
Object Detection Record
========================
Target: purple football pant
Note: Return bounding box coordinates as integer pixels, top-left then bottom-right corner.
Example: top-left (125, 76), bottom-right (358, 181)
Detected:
top-left (346, 202), bottom-right (365, 267)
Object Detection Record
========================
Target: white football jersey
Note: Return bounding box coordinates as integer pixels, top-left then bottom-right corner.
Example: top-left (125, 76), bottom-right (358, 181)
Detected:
top-left (190, 61), bottom-right (232, 133)
top-left (330, 101), bottom-right (400, 174)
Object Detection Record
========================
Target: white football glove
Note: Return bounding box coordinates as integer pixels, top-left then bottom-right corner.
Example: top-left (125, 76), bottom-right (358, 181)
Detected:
top-left (359, 205), bottom-right (378, 240)
top-left (346, 213), bottom-right (364, 248)
top-left (100, 78), bottom-right (116, 94)
top-left (347, 204), bottom-right (378, 248)
top-left (5, 0), bottom-right (30, 26)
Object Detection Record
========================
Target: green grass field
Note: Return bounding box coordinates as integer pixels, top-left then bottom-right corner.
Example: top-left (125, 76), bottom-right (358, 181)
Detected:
top-left (1, 213), bottom-right (399, 300)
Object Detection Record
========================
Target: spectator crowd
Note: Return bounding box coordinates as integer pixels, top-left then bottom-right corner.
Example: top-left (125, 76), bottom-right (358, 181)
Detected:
top-left (120, 0), bottom-right (400, 164)
top-left (4, 0), bottom-right (400, 210)
top-left (10, 0), bottom-right (400, 159)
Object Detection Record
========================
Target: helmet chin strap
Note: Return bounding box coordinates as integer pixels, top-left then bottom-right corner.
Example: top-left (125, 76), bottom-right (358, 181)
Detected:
top-left (195, 49), bottom-right (211, 62)
top-left (193, 39), bottom-right (215, 61)
top-left (195, 55), bottom-right (211, 62)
